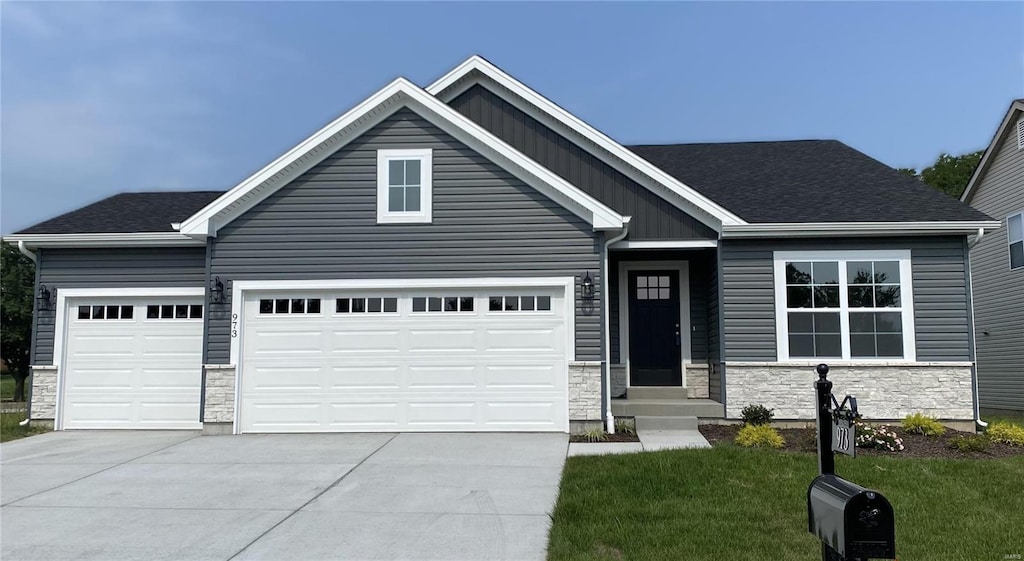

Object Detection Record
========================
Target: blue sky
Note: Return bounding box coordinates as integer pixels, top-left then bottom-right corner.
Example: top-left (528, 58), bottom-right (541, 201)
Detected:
top-left (2, 1), bottom-right (1022, 234)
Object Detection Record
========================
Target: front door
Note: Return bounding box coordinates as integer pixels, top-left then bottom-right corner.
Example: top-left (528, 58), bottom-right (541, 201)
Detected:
top-left (628, 270), bottom-right (682, 386)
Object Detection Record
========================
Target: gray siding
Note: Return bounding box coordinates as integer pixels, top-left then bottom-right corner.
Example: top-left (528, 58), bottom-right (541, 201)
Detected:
top-left (207, 108), bottom-right (602, 364)
top-left (721, 237), bottom-right (972, 362)
top-left (966, 118), bottom-right (1024, 412)
top-left (32, 247), bottom-right (207, 364)
top-left (708, 252), bottom-right (722, 401)
top-left (449, 85), bottom-right (717, 241)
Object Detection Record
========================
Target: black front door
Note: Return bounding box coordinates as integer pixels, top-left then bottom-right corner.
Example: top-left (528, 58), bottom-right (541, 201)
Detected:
top-left (628, 270), bottom-right (682, 386)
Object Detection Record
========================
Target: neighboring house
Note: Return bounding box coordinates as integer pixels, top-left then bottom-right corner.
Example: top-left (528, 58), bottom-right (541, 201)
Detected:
top-left (4, 56), bottom-right (998, 435)
top-left (961, 99), bottom-right (1024, 415)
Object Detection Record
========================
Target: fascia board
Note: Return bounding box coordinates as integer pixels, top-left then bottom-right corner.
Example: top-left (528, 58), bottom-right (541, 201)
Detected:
top-left (4, 232), bottom-right (206, 248)
top-left (961, 101), bottom-right (1024, 203)
top-left (721, 221), bottom-right (1002, 238)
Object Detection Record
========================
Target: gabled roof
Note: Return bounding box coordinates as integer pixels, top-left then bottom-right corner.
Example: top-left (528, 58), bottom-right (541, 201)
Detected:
top-left (177, 77), bottom-right (625, 238)
top-left (427, 55), bottom-right (747, 230)
top-left (961, 99), bottom-right (1024, 203)
top-left (629, 140), bottom-right (994, 224)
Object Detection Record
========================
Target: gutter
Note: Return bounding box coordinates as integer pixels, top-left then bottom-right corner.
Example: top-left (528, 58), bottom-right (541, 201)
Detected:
top-left (602, 217), bottom-right (631, 433)
top-left (966, 228), bottom-right (988, 430)
top-left (16, 240), bottom-right (37, 262)
top-left (721, 221), bottom-right (1002, 238)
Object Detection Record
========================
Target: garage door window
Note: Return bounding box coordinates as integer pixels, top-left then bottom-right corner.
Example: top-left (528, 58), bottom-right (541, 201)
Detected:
top-left (412, 296), bottom-right (473, 313)
top-left (258, 298), bottom-right (321, 315)
top-left (337, 297), bottom-right (397, 314)
top-left (148, 304), bottom-right (203, 319)
top-left (489, 295), bottom-right (551, 312)
top-left (78, 305), bottom-right (134, 320)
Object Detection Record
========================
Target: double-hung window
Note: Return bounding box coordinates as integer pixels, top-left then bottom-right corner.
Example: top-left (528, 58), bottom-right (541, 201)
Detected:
top-left (1008, 212), bottom-right (1023, 270)
top-left (377, 149), bottom-right (432, 223)
top-left (774, 250), bottom-right (915, 361)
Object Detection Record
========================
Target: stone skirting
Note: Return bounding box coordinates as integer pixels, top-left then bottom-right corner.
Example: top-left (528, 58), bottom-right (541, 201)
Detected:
top-left (610, 365), bottom-right (627, 398)
top-left (685, 364), bottom-right (710, 399)
top-left (724, 362), bottom-right (974, 420)
top-left (569, 361), bottom-right (603, 421)
top-left (203, 364), bottom-right (237, 424)
top-left (29, 365), bottom-right (58, 420)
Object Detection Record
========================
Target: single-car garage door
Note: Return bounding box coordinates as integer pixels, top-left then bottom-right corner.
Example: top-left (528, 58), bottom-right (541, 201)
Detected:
top-left (61, 297), bottom-right (203, 430)
top-left (239, 287), bottom-right (569, 433)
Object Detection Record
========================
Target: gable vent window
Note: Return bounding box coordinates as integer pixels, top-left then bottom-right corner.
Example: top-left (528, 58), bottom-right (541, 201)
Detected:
top-left (1009, 212), bottom-right (1024, 270)
top-left (377, 149), bottom-right (432, 224)
top-left (258, 299), bottom-right (321, 315)
top-left (1017, 118), bottom-right (1024, 150)
top-left (146, 304), bottom-right (203, 320)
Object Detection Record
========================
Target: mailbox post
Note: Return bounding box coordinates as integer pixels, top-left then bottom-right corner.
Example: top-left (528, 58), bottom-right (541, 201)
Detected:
top-left (807, 364), bottom-right (896, 561)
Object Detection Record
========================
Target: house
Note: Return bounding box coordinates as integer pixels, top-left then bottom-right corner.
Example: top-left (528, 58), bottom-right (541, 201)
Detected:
top-left (5, 56), bottom-right (998, 435)
top-left (960, 99), bottom-right (1024, 415)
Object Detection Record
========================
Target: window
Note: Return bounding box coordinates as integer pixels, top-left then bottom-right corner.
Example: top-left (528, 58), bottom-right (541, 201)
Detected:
top-left (146, 304), bottom-right (202, 319)
top-left (1008, 212), bottom-right (1023, 270)
top-left (488, 295), bottom-right (552, 312)
top-left (635, 275), bottom-right (671, 300)
top-left (774, 251), bottom-right (915, 361)
top-left (377, 149), bottom-right (432, 223)
top-left (258, 299), bottom-right (321, 315)
top-left (78, 305), bottom-right (134, 320)
top-left (336, 297), bottom-right (397, 314)
top-left (412, 296), bottom-right (473, 313)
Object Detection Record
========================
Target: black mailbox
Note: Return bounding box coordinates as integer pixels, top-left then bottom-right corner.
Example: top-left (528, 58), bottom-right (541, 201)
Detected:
top-left (807, 474), bottom-right (895, 560)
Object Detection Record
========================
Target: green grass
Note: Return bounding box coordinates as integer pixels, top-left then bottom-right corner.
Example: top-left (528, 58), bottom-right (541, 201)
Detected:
top-left (0, 374), bottom-right (15, 401)
top-left (0, 406), bottom-right (49, 443)
top-left (547, 445), bottom-right (1024, 561)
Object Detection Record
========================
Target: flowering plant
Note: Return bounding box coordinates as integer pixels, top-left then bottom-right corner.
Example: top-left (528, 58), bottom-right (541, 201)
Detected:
top-left (855, 424), bottom-right (905, 453)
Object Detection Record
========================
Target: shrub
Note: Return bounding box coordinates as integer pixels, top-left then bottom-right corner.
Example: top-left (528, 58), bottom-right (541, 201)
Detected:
top-left (735, 424), bottom-right (785, 448)
top-left (740, 404), bottom-right (775, 426)
top-left (582, 426), bottom-right (609, 442)
top-left (855, 424), bottom-right (905, 453)
top-left (902, 412), bottom-right (946, 436)
top-left (986, 421), bottom-right (1024, 447)
top-left (948, 434), bottom-right (990, 453)
top-left (615, 418), bottom-right (636, 435)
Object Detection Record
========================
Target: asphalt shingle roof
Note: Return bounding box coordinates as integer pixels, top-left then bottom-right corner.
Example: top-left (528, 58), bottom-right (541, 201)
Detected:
top-left (15, 191), bottom-right (224, 234)
top-left (627, 140), bottom-right (993, 223)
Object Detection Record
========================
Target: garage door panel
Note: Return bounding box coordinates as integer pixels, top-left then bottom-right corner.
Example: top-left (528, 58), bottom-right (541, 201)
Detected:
top-left (408, 329), bottom-right (478, 352)
top-left (327, 402), bottom-right (400, 428)
top-left (484, 328), bottom-right (563, 353)
top-left (248, 402), bottom-right (323, 428)
top-left (406, 365), bottom-right (477, 389)
top-left (406, 402), bottom-right (476, 426)
top-left (483, 401), bottom-right (561, 427)
top-left (484, 364), bottom-right (560, 389)
top-left (328, 329), bottom-right (402, 353)
top-left (139, 368), bottom-right (203, 390)
top-left (251, 330), bottom-right (325, 355)
top-left (330, 366), bottom-right (402, 389)
top-left (246, 366), bottom-right (324, 390)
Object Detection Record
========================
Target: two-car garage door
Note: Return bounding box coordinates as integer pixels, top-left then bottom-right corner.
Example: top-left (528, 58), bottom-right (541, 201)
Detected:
top-left (239, 287), bottom-right (569, 433)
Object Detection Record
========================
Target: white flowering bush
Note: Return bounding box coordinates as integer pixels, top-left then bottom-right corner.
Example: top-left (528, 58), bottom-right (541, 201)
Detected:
top-left (855, 424), bottom-right (905, 453)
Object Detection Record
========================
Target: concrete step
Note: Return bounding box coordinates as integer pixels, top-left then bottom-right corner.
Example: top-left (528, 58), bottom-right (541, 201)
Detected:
top-left (612, 398), bottom-right (725, 418)
top-left (635, 415), bottom-right (699, 431)
top-left (627, 387), bottom-right (689, 400)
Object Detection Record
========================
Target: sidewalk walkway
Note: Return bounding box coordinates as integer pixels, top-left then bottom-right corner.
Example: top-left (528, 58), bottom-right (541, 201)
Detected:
top-left (567, 429), bottom-right (711, 457)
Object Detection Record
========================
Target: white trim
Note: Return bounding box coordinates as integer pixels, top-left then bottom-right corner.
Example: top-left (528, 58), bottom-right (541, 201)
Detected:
top-left (772, 250), bottom-right (916, 363)
top-left (4, 232), bottom-right (206, 248)
top-left (961, 100), bottom-right (1024, 202)
top-left (617, 261), bottom-right (690, 388)
top-left (722, 221), bottom-right (1001, 238)
top-left (725, 361), bottom-right (973, 367)
top-left (609, 240), bottom-right (717, 250)
top-left (1007, 211), bottom-right (1024, 271)
top-left (227, 276), bottom-right (576, 434)
top-left (427, 56), bottom-right (745, 230)
top-left (178, 77), bottom-right (624, 237)
top-left (51, 287), bottom-right (206, 431)
top-left (1017, 117), bottom-right (1024, 151)
top-left (376, 148), bottom-right (433, 224)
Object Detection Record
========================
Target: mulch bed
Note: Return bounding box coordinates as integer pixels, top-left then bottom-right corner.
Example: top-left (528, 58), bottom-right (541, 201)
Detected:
top-left (699, 424), bottom-right (1024, 460)
top-left (569, 431), bottom-right (641, 443)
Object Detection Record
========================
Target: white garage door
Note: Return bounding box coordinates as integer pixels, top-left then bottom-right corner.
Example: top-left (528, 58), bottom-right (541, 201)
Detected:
top-left (61, 297), bottom-right (203, 430)
top-left (239, 287), bottom-right (569, 433)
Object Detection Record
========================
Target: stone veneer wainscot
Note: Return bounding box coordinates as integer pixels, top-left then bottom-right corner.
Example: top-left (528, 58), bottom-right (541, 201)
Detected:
top-left (28, 365), bottom-right (58, 420)
top-left (203, 364), bottom-right (237, 424)
top-left (568, 361), bottom-right (603, 421)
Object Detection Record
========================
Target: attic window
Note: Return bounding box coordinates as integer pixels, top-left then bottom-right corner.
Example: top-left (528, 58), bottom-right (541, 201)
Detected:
top-left (1017, 118), bottom-right (1024, 151)
top-left (377, 149), bottom-right (433, 224)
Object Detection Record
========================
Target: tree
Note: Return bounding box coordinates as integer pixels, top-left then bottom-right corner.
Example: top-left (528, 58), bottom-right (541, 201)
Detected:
top-left (1, 243), bottom-right (35, 402)
top-left (901, 150), bottom-right (984, 198)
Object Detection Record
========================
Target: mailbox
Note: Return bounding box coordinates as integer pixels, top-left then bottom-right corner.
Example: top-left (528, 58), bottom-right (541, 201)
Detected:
top-left (807, 474), bottom-right (895, 560)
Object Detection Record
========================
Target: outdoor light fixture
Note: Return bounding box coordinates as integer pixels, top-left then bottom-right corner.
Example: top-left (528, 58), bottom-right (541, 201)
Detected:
top-left (581, 271), bottom-right (595, 300)
top-left (36, 284), bottom-right (55, 311)
top-left (210, 276), bottom-right (225, 303)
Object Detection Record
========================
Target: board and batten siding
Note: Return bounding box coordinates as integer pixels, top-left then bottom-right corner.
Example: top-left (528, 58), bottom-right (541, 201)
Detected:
top-left (449, 85), bottom-right (717, 241)
top-left (31, 247), bottom-right (207, 364)
top-left (206, 107), bottom-right (602, 364)
top-left (720, 237), bottom-right (973, 362)
top-left (965, 117), bottom-right (1024, 412)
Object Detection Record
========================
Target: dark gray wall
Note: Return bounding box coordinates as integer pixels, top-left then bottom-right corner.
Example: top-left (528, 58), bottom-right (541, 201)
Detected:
top-left (207, 107), bottom-right (603, 363)
top-left (449, 85), bottom-right (717, 241)
top-left (32, 247), bottom-right (207, 364)
top-left (720, 236), bottom-right (973, 362)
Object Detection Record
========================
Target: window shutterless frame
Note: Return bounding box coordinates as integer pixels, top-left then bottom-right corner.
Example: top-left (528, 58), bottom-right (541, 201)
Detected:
top-left (1007, 211), bottom-right (1023, 270)
top-left (773, 250), bottom-right (916, 362)
top-left (376, 148), bottom-right (432, 224)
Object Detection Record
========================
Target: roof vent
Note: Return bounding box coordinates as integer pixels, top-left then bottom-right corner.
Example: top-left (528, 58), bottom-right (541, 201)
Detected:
top-left (1018, 117), bottom-right (1024, 150)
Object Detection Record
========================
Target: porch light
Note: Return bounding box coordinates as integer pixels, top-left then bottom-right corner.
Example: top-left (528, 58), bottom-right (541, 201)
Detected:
top-left (36, 284), bottom-right (54, 311)
top-left (581, 271), bottom-right (595, 300)
top-left (210, 276), bottom-right (225, 304)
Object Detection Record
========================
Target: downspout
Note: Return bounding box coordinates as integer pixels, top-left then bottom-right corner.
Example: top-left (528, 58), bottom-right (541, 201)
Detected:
top-left (17, 240), bottom-right (37, 263)
top-left (966, 228), bottom-right (987, 429)
top-left (603, 217), bottom-right (631, 432)
top-left (16, 241), bottom-right (37, 426)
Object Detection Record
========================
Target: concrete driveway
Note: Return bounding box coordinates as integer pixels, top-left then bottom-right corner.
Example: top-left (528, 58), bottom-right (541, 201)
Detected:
top-left (1, 431), bottom-right (568, 561)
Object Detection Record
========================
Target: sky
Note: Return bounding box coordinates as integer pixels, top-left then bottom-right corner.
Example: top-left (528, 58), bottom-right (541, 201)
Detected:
top-left (2, 1), bottom-right (1022, 234)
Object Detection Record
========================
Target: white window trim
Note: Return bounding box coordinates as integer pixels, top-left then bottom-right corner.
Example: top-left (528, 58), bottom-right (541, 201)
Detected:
top-left (1008, 211), bottom-right (1024, 271)
top-left (617, 261), bottom-right (691, 388)
top-left (376, 148), bottom-right (432, 224)
top-left (773, 250), bottom-right (916, 363)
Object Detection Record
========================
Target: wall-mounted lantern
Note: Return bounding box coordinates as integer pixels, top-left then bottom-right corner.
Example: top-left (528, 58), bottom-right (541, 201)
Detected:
top-left (37, 284), bottom-right (55, 311)
top-left (581, 271), bottom-right (595, 300)
top-left (210, 276), bottom-right (225, 304)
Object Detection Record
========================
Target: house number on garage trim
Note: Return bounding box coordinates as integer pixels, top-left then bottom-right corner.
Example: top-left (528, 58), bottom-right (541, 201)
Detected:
top-left (232, 313), bottom-right (238, 337)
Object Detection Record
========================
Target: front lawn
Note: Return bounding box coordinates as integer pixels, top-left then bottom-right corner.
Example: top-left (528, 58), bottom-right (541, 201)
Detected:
top-left (0, 374), bottom-right (15, 401)
top-left (547, 445), bottom-right (1024, 561)
top-left (0, 407), bottom-right (49, 443)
